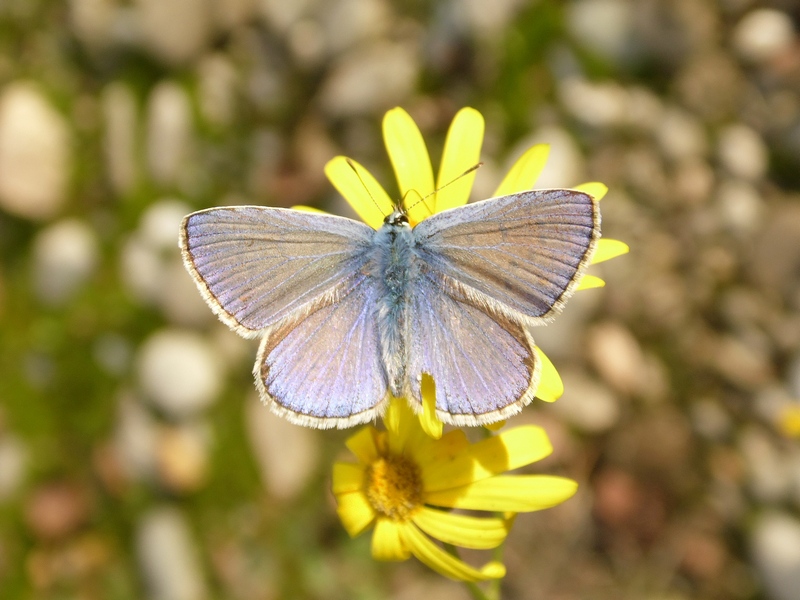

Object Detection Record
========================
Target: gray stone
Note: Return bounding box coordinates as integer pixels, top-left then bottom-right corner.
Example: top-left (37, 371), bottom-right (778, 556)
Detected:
top-left (0, 82), bottom-right (70, 220)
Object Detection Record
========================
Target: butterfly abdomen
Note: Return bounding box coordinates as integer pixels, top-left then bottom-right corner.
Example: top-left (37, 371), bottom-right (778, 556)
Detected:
top-left (371, 219), bottom-right (417, 396)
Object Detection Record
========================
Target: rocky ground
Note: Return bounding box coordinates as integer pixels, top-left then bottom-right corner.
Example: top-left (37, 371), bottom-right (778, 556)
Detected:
top-left (1, 1), bottom-right (800, 598)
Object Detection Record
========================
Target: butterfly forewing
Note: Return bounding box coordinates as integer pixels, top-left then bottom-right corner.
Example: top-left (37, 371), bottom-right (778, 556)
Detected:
top-left (412, 189), bottom-right (600, 323)
top-left (180, 206), bottom-right (374, 336)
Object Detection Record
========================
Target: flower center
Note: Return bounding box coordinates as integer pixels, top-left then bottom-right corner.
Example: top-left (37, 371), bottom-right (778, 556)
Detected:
top-left (365, 454), bottom-right (423, 521)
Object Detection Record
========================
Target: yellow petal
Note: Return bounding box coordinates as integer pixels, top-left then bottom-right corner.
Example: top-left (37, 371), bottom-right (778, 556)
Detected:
top-left (535, 348), bottom-right (563, 403)
top-left (435, 107), bottom-right (484, 213)
top-left (493, 144), bottom-right (550, 197)
top-left (469, 426), bottom-right (553, 476)
top-left (290, 205), bottom-right (327, 213)
top-left (575, 274), bottom-right (605, 291)
top-left (335, 490), bottom-right (376, 537)
top-left (412, 429), bottom-right (469, 470)
top-left (412, 506), bottom-right (509, 549)
top-left (483, 420), bottom-right (505, 431)
top-left (383, 107), bottom-right (435, 225)
top-left (418, 374), bottom-right (443, 439)
top-left (384, 397), bottom-right (427, 455)
top-left (371, 519), bottom-right (411, 561)
top-left (325, 156), bottom-right (393, 230)
top-left (400, 523), bottom-right (506, 582)
top-left (426, 475), bottom-right (578, 513)
top-left (345, 426), bottom-right (380, 463)
top-left (573, 182), bottom-right (608, 201)
top-left (331, 462), bottom-right (366, 494)
top-left (591, 239), bottom-right (629, 264)
top-left (778, 406), bottom-right (800, 438)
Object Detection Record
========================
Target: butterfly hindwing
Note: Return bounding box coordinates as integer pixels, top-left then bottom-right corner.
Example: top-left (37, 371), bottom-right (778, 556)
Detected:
top-left (255, 275), bottom-right (390, 428)
top-left (405, 263), bottom-right (540, 426)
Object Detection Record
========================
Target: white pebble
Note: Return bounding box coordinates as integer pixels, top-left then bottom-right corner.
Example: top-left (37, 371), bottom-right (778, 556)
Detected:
top-left (140, 199), bottom-right (192, 251)
top-left (115, 393), bottom-right (158, 480)
top-left (733, 9), bottom-right (795, 63)
top-left (319, 0), bottom-right (390, 54)
top-left (567, 0), bottom-right (633, 63)
top-left (717, 123), bottom-right (768, 181)
top-left (197, 54), bottom-right (238, 127)
top-left (137, 507), bottom-right (209, 600)
top-left (455, 0), bottom-right (528, 39)
top-left (246, 394), bottom-right (320, 500)
top-left (69, 0), bottom-right (116, 49)
top-left (137, 329), bottom-right (223, 419)
top-left (102, 82), bottom-right (139, 195)
top-left (145, 82), bottom-right (193, 186)
top-left (0, 435), bottom-right (27, 501)
top-left (740, 426), bottom-right (791, 502)
top-left (135, 0), bottom-right (211, 65)
top-left (507, 125), bottom-right (585, 189)
top-left (656, 108), bottom-right (708, 160)
top-left (32, 219), bottom-right (99, 305)
top-left (559, 77), bottom-right (628, 128)
top-left (750, 512), bottom-right (800, 600)
top-left (319, 40), bottom-right (419, 116)
top-left (549, 371), bottom-right (620, 433)
top-left (0, 82), bottom-right (70, 220)
top-left (716, 179), bottom-right (764, 234)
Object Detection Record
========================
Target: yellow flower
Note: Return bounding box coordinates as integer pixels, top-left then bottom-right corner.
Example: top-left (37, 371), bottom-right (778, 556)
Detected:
top-left (778, 405), bottom-right (800, 438)
top-left (317, 107), bottom-right (628, 432)
top-left (332, 397), bottom-right (577, 581)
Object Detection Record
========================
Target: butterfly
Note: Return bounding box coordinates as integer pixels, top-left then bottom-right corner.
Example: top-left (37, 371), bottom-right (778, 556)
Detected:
top-left (179, 189), bottom-right (600, 428)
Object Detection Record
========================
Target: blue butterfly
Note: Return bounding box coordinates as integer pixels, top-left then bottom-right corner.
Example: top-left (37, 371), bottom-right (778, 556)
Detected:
top-left (180, 189), bottom-right (600, 428)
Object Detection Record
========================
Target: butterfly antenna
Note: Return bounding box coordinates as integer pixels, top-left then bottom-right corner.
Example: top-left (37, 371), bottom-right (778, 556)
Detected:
top-left (345, 158), bottom-right (389, 217)
top-left (405, 162), bottom-right (483, 215)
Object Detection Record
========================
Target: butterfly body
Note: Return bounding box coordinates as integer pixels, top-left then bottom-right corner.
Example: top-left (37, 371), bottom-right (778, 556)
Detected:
top-left (370, 210), bottom-right (416, 397)
top-left (180, 189), bottom-right (600, 428)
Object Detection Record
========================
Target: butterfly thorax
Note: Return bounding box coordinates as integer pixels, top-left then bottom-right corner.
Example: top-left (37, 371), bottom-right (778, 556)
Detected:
top-left (372, 211), bottom-right (417, 396)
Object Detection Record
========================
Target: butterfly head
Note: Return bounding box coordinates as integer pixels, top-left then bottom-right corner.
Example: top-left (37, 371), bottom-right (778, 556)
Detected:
top-left (384, 208), bottom-right (410, 227)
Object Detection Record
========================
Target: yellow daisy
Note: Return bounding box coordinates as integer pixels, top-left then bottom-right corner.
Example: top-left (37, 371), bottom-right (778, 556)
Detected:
top-left (317, 107), bottom-right (628, 434)
top-left (778, 405), bottom-right (800, 438)
top-left (332, 397), bottom-right (577, 581)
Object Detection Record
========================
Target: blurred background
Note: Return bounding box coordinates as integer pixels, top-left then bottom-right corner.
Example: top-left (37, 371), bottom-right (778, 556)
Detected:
top-left (1, 0), bottom-right (800, 598)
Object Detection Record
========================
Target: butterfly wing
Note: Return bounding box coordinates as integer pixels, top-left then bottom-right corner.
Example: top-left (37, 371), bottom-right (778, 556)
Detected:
top-left (180, 206), bottom-right (375, 337)
top-left (406, 189), bottom-right (599, 424)
top-left (255, 276), bottom-right (389, 428)
top-left (182, 205), bottom-right (389, 427)
top-left (412, 189), bottom-right (600, 324)
top-left (406, 265), bottom-right (540, 425)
